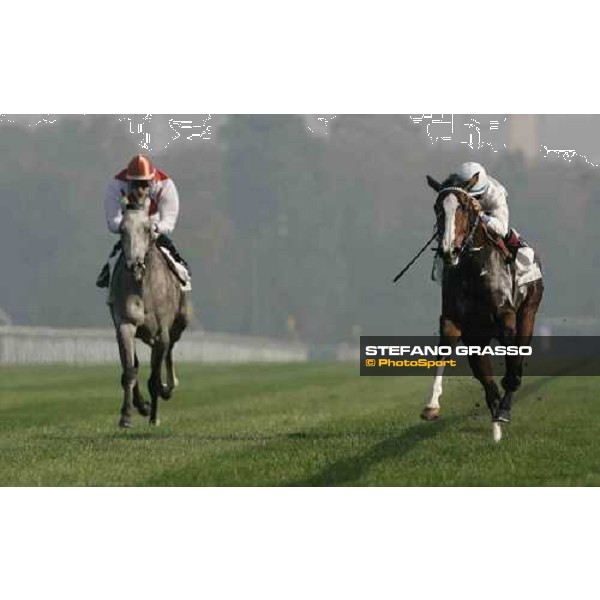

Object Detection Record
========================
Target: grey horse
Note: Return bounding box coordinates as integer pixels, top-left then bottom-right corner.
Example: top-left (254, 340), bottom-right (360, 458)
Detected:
top-left (110, 191), bottom-right (189, 427)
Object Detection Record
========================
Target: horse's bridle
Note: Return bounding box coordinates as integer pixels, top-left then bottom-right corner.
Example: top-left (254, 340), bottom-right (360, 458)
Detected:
top-left (434, 187), bottom-right (482, 261)
top-left (122, 204), bottom-right (154, 280)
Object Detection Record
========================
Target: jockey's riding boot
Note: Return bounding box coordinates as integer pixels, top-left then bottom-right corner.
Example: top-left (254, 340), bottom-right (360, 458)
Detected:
top-left (503, 228), bottom-right (522, 262)
top-left (96, 263), bottom-right (110, 288)
top-left (504, 228), bottom-right (520, 247)
top-left (157, 234), bottom-right (191, 273)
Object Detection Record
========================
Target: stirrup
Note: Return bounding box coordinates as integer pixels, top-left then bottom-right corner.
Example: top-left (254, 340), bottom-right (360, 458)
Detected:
top-left (96, 265), bottom-right (110, 288)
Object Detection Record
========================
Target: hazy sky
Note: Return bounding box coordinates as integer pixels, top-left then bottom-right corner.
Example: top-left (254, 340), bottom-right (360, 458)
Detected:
top-left (2, 114), bottom-right (599, 336)
top-left (4, 114), bottom-right (600, 164)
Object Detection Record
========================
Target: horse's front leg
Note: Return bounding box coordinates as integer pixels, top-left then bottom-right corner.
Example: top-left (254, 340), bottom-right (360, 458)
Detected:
top-left (132, 352), bottom-right (151, 416)
top-left (421, 363), bottom-right (445, 421)
top-left (467, 354), bottom-right (503, 442)
top-left (421, 317), bottom-right (461, 421)
top-left (117, 323), bottom-right (137, 428)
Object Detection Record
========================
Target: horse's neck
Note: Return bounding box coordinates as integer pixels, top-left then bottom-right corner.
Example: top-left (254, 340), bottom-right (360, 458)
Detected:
top-left (145, 244), bottom-right (167, 278)
top-left (472, 224), bottom-right (489, 252)
top-left (460, 224), bottom-right (500, 273)
top-left (145, 244), bottom-right (178, 286)
top-left (147, 242), bottom-right (160, 263)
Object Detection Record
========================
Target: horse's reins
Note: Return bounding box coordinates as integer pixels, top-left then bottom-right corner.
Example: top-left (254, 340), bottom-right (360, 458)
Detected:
top-left (392, 186), bottom-right (481, 284)
top-left (392, 226), bottom-right (439, 283)
top-left (122, 200), bottom-right (154, 277)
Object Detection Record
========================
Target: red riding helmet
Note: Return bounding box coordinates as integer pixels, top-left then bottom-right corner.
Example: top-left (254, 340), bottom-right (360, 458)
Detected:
top-left (125, 154), bottom-right (156, 181)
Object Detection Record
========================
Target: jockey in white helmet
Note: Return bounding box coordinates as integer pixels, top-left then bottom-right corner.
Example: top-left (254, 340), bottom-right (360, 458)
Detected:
top-left (96, 154), bottom-right (191, 291)
top-left (455, 162), bottom-right (509, 238)
top-left (432, 162), bottom-right (518, 282)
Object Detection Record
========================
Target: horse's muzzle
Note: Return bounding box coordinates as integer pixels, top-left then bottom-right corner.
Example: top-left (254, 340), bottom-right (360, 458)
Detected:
top-left (128, 260), bottom-right (146, 282)
top-left (443, 249), bottom-right (460, 267)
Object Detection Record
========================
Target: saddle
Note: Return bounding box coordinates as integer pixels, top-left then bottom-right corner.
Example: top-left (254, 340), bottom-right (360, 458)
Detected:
top-left (482, 225), bottom-right (541, 288)
top-left (483, 226), bottom-right (526, 263)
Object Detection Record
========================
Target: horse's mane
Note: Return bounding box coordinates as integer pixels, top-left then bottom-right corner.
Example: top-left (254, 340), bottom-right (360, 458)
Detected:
top-left (440, 173), bottom-right (466, 189)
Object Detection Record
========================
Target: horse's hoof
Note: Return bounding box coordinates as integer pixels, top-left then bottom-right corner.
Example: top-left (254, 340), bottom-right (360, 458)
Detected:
top-left (492, 422), bottom-right (502, 443)
top-left (160, 385), bottom-right (172, 401)
top-left (119, 416), bottom-right (133, 428)
top-left (149, 418), bottom-right (161, 427)
top-left (134, 401), bottom-right (151, 416)
top-left (420, 406), bottom-right (440, 421)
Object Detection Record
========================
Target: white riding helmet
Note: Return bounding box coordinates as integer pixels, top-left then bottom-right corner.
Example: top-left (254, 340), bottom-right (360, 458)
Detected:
top-left (456, 162), bottom-right (489, 196)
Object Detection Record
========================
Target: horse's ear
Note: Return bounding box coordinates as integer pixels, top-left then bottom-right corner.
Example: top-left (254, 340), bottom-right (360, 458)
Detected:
top-left (463, 172), bottom-right (480, 192)
top-left (426, 175), bottom-right (442, 192)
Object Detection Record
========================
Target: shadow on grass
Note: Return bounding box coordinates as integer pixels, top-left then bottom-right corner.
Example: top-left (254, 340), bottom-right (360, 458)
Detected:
top-left (287, 416), bottom-right (462, 486)
top-left (517, 375), bottom-right (559, 402)
top-left (112, 430), bottom-right (175, 440)
top-left (287, 375), bottom-right (560, 487)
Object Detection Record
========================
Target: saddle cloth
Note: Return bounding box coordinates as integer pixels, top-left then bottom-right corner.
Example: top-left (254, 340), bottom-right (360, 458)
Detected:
top-left (108, 248), bottom-right (192, 292)
top-left (514, 246), bottom-right (542, 287)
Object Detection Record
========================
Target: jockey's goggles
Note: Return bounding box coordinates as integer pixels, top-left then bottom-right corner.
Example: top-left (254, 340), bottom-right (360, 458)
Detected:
top-left (129, 180), bottom-right (151, 189)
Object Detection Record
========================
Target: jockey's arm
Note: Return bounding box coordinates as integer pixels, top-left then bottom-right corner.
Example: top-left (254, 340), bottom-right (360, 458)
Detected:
top-left (479, 184), bottom-right (509, 238)
top-left (480, 206), bottom-right (509, 237)
top-left (105, 179), bottom-right (124, 234)
top-left (154, 179), bottom-right (180, 235)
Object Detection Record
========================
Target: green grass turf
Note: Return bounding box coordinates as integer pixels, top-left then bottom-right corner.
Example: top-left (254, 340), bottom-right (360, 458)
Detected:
top-left (0, 363), bottom-right (599, 486)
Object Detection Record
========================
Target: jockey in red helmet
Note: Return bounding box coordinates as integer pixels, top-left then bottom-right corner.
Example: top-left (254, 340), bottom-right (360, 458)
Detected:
top-left (96, 154), bottom-right (191, 292)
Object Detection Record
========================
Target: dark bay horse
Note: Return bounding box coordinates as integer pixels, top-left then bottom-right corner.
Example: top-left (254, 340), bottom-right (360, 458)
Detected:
top-left (110, 191), bottom-right (188, 427)
top-left (421, 172), bottom-right (543, 441)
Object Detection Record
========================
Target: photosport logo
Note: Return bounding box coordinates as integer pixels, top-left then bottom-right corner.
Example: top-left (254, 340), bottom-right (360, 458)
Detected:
top-left (364, 354), bottom-right (459, 369)
top-left (359, 336), bottom-right (600, 376)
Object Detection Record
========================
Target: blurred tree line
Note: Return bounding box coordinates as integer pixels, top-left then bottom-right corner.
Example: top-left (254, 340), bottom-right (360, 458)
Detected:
top-left (1, 115), bottom-right (599, 341)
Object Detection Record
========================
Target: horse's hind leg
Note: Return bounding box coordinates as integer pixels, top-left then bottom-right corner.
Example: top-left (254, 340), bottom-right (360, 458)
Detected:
top-left (467, 354), bottom-right (501, 418)
top-left (495, 309), bottom-right (519, 423)
top-left (117, 323), bottom-right (137, 428)
top-left (164, 312), bottom-right (186, 398)
top-left (499, 360), bottom-right (520, 423)
top-left (500, 289), bottom-right (542, 422)
top-left (148, 334), bottom-right (169, 425)
top-left (165, 346), bottom-right (179, 396)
